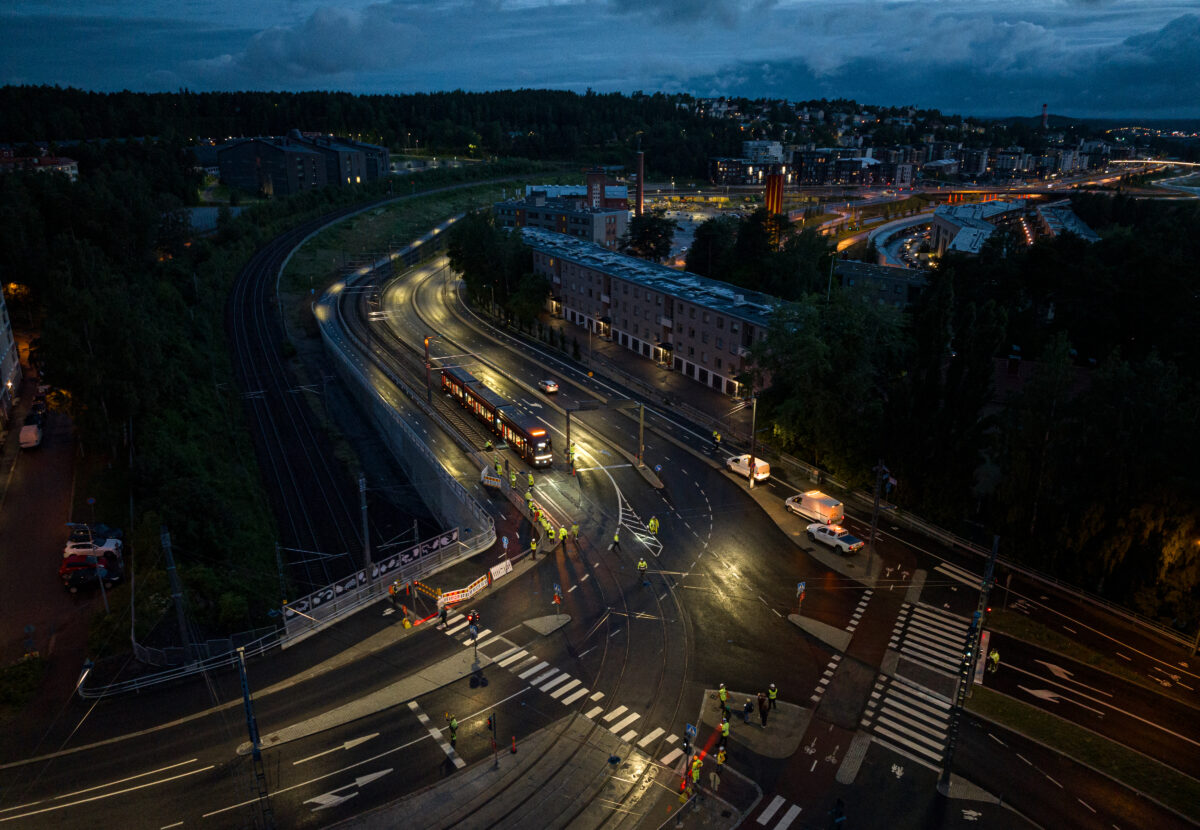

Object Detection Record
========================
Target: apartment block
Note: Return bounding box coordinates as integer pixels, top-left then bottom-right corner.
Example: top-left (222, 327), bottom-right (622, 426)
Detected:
top-left (523, 228), bottom-right (775, 396)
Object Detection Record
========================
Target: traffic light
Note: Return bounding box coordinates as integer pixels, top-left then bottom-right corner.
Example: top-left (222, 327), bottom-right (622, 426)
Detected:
top-left (486, 716), bottom-right (494, 733)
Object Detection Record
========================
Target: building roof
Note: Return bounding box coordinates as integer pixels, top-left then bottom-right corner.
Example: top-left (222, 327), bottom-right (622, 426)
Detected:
top-left (1037, 200), bottom-right (1101, 242)
top-left (835, 260), bottom-right (928, 285)
top-left (521, 227), bottom-right (777, 328)
top-left (217, 137), bottom-right (323, 157)
top-left (947, 226), bottom-right (993, 254)
top-left (524, 184), bottom-right (629, 199)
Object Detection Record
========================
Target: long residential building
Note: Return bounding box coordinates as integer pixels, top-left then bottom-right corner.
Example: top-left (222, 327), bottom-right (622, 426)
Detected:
top-left (522, 228), bottom-right (775, 396)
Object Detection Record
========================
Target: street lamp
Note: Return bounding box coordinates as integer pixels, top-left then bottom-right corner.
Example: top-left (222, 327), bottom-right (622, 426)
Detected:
top-left (747, 395), bottom-right (758, 489)
top-left (424, 334), bottom-right (440, 402)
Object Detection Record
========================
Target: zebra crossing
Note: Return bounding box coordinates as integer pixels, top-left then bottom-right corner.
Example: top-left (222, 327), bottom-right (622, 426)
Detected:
top-left (933, 561), bottom-right (984, 589)
top-left (888, 602), bottom-right (970, 677)
top-left (436, 610), bottom-right (677, 760)
top-left (861, 672), bottom-right (952, 770)
top-left (752, 794), bottom-right (804, 830)
top-left (844, 589), bottom-right (873, 634)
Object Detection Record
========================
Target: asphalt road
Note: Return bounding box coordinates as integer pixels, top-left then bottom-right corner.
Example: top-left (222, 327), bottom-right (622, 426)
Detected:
top-left (982, 632), bottom-right (1200, 780)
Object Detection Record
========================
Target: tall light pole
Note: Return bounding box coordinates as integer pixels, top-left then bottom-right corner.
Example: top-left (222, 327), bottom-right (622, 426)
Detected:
top-left (747, 395), bottom-right (758, 489)
top-left (424, 334), bottom-right (438, 401)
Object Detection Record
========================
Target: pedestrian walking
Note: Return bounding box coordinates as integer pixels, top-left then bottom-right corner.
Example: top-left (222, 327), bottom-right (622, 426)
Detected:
top-left (559, 526), bottom-right (568, 550)
top-left (528, 471), bottom-right (535, 489)
top-left (648, 516), bottom-right (659, 535)
top-left (637, 557), bottom-right (648, 585)
top-left (768, 683), bottom-right (778, 709)
top-left (742, 698), bottom-right (753, 724)
top-left (510, 471), bottom-right (517, 488)
top-left (388, 581), bottom-right (399, 608)
top-left (988, 648), bottom-right (1000, 673)
top-left (446, 713), bottom-right (458, 746)
top-left (494, 456), bottom-right (502, 474)
top-left (758, 692), bottom-right (769, 727)
top-left (530, 537), bottom-right (538, 559)
top-left (717, 683), bottom-right (728, 714)
top-left (571, 523), bottom-right (579, 543)
top-left (716, 745), bottom-right (726, 768)
top-left (720, 716), bottom-right (730, 740)
top-left (611, 528), bottom-right (621, 552)
top-left (438, 598), bottom-right (448, 628)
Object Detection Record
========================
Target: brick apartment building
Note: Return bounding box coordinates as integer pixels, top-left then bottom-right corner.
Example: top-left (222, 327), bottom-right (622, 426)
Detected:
top-left (523, 228), bottom-right (775, 397)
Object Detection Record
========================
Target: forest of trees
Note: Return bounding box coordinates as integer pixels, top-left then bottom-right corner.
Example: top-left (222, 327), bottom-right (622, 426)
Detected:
top-left (752, 194), bottom-right (1200, 629)
top-left (0, 139), bottom-right (530, 646)
top-left (0, 86), bottom-right (746, 179)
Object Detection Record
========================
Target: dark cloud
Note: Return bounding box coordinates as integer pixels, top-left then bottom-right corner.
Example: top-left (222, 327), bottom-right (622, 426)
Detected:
top-left (607, 0), bottom-right (776, 27)
top-left (676, 13), bottom-right (1200, 117)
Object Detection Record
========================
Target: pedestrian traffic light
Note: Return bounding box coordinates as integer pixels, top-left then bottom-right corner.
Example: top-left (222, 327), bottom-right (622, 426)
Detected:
top-left (487, 716), bottom-right (494, 733)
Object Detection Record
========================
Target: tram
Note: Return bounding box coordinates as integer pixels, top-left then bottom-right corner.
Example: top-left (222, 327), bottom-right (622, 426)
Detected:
top-left (440, 366), bottom-right (553, 467)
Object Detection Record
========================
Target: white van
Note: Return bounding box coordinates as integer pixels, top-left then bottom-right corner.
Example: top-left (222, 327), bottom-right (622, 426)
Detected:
top-left (726, 454), bottom-right (770, 482)
top-left (785, 490), bottom-right (844, 524)
top-left (19, 423), bottom-right (43, 449)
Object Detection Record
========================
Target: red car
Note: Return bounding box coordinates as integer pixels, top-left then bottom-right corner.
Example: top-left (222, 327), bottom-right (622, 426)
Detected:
top-left (59, 553), bottom-right (124, 593)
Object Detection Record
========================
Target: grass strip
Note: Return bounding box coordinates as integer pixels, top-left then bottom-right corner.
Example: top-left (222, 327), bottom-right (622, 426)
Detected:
top-left (966, 684), bottom-right (1200, 818)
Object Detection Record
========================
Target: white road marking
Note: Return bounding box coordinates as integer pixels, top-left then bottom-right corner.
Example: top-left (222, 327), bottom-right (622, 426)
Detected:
top-left (638, 728), bottom-right (665, 747)
top-left (603, 705), bottom-right (629, 723)
top-left (757, 795), bottom-right (786, 824)
top-left (560, 686), bottom-right (590, 705)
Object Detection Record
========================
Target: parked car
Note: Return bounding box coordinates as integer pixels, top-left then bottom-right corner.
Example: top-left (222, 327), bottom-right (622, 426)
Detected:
top-left (538, 379), bottom-right (559, 393)
top-left (68, 523), bottom-right (124, 544)
top-left (725, 454), bottom-right (770, 482)
top-left (806, 523), bottom-right (865, 555)
top-left (59, 553), bottom-right (124, 593)
top-left (63, 537), bottom-right (123, 559)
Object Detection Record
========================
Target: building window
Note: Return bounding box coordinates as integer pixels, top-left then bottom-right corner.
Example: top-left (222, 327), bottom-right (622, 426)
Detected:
top-left (701, 351), bottom-right (707, 364)
top-left (715, 357), bottom-right (723, 369)
top-left (689, 307), bottom-right (696, 319)
top-left (730, 322), bottom-right (740, 333)
top-left (717, 317), bottom-right (724, 329)
top-left (688, 346), bottom-right (695, 357)
top-left (702, 332), bottom-right (709, 344)
top-left (689, 328), bottom-right (695, 338)
top-left (702, 312), bottom-right (710, 323)
top-left (716, 337), bottom-right (724, 349)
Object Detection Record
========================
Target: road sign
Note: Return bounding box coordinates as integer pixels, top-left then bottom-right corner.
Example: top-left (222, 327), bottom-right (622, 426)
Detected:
top-left (469, 625), bottom-right (478, 640)
top-left (502, 535), bottom-right (509, 551)
top-left (797, 581), bottom-right (806, 597)
top-left (684, 723), bottom-right (697, 739)
top-left (553, 583), bottom-right (561, 594)
top-left (654, 464), bottom-right (662, 473)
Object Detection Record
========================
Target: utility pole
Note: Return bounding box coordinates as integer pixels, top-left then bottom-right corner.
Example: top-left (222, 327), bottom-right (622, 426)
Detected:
top-left (237, 647), bottom-right (276, 829)
top-left (867, 460), bottom-right (887, 579)
top-left (748, 395), bottom-right (759, 489)
top-left (360, 474), bottom-right (372, 588)
top-left (161, 527), bottom-right (193, 662)
top-left (939, 535), bottom-right (998, 795)
top-left (637, 403), bottom-right (645, 464)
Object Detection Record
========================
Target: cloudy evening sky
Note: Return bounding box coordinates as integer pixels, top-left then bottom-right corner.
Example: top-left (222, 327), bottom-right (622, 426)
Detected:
top-left (2, 0), bottom-right (1198, 117)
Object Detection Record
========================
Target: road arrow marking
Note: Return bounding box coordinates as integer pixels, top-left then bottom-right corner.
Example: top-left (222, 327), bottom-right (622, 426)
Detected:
top-left (1034, 660), bottom-right (1073, 680)
top-left (294, 734), bottom-right (380, 765)
top-left (1019, 685), bottom-right (1062, 703)
top-left (1019, 686), bottom-right (1105, 716)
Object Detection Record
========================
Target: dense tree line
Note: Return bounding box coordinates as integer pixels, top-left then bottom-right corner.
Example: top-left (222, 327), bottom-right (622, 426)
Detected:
top-left (686, 208), bottom-right (832, 300)
top-left (0, 86), bottom-right (745, 179)
top-left (753, 194), bottom-right (1200, 629)
top-left (0, 141), bottom-right (536, 645)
